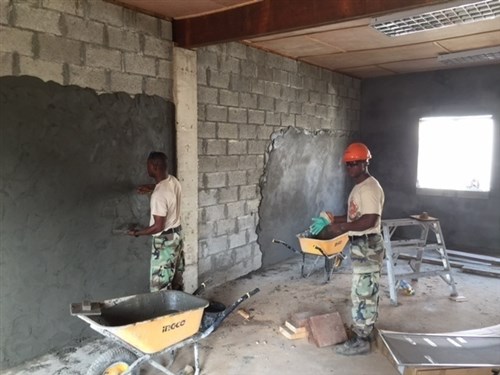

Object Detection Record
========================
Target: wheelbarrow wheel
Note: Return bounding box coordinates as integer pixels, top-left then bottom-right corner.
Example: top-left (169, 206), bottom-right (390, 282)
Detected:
top-left (86, 347), bottom-right (139, 375)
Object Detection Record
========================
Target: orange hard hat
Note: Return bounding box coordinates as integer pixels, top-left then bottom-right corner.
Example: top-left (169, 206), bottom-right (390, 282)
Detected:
top-left (343, 143), bottom-right (372, 162)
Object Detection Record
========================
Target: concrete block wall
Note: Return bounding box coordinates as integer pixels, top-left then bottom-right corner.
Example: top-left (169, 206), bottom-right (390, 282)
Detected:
top-left (197, 42), bottom-right (360, 284)
top-left (0, 0), bottom-right (173, 98)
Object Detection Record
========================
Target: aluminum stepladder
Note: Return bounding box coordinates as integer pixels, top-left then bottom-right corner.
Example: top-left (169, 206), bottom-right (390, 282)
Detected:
top-left (381, 217), bottom-right (459, 306)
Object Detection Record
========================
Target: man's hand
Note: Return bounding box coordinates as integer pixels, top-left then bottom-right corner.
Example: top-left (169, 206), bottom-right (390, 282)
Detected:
top-left (127, 230), bottom-right (139, 237)
top-left (137, 184), bottom-right (155, 194)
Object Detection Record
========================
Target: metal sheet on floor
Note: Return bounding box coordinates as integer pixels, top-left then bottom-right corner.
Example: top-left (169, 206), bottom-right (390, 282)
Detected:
top-left (379, 331), bottom-right (500, 367)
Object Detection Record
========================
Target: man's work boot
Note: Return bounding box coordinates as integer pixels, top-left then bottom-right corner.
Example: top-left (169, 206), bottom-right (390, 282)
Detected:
top-left (335, 335), bottom-right (370, 356)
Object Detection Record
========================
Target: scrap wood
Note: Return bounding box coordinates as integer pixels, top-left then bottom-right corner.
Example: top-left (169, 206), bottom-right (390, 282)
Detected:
top-left (279, 324), bottom-right (308, 340)
top-left (285, 320), bottom-right (307, 334)
top-left (237, 309), bottom-right (251, 320)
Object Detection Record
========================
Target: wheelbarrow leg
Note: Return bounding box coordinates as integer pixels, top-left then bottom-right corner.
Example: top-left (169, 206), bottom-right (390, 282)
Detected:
top-left (194, 342), bottom-right (200, 375)
top-left (325, 257), bottom-right (332, 282)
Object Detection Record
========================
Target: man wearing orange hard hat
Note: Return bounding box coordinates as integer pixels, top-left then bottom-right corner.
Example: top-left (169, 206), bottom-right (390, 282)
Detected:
top-left (310, 142), bottom-right (385, 356)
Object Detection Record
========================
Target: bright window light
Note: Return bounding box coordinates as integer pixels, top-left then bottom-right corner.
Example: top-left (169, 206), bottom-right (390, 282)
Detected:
top-left (417, 115), bottom-right (494, 192)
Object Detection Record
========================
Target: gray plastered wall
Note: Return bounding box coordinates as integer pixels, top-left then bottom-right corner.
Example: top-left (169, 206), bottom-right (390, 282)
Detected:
top-left (360, 65), bottom-right (500, 256)
top-left (0, 0), bottom-right (178, 368)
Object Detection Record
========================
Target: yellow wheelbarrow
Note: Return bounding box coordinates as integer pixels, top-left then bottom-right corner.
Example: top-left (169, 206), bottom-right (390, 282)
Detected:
top-left (272, 231), bottom-right (349, 282)
top-left (71, 287), bottom-right (259, 375)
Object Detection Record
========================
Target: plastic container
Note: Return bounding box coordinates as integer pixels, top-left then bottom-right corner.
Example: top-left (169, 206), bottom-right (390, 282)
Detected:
top-left (397, 279), bottom-right (415, 296)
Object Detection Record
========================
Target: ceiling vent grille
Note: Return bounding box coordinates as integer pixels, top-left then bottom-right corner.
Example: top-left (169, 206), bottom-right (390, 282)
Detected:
top-left (371, 0), bottom-right (500, 37)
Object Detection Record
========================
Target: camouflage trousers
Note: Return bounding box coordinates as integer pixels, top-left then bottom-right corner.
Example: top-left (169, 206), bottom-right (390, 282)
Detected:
top-left (349, 234), bottom-right (385, 338)
top-left (150, 232), bottom-right (185, 292)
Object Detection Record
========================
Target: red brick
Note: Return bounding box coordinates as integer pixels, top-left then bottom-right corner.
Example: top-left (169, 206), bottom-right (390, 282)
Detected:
top-left (307, 312), bottom-right (347, 348)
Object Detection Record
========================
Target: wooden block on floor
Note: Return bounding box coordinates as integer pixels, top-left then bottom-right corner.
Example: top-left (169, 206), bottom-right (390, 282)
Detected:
top-left (289, 311), bottom-right (315, 328)
top-left (279, 324), bottom-right (308, 340)
top-left (285, 320), bottom-right (307, 334)
top-left (307, 312), bottom-right (347, 348)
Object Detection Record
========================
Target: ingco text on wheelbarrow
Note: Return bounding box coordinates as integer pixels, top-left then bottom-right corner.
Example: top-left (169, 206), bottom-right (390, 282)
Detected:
top-left (70, 287), bottom-right (260, 375)
top-left (273, 230), bottom-right (349, 282)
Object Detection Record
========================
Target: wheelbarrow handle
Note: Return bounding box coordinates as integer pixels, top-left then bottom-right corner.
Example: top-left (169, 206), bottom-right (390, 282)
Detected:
top-left (272, 239), bottom-right (301, 254)
top-left (192, 278), bottom-right (213, 296)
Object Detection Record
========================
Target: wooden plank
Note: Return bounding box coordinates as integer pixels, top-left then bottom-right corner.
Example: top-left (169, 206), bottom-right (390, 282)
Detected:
top-left (173, 0), bottom-right (448, 47)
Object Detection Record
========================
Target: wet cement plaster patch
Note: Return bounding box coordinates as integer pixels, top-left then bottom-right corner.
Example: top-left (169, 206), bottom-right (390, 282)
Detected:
top-left (0, 76), bottom-right (175, 368)
top-left (258, 127), bottom-right (352, 266)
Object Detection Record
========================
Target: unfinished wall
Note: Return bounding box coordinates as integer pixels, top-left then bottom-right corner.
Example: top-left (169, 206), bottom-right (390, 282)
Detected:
top-left (197, 43), bottom-right (360, 277)
top-left (0, 0), bottom-right (179, 368)
top-left (361, 65), bottom-right (500, 256)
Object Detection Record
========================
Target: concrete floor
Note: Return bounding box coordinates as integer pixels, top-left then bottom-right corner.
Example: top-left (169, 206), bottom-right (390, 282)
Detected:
top-left (4, 255), bottom-right (500, 375)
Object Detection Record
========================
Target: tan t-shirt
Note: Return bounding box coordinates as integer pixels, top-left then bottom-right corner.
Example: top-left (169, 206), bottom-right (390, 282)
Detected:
top-left (149, 175), bottom-right (182, 236)
top-left (347, 176), bottom-right (384, 236)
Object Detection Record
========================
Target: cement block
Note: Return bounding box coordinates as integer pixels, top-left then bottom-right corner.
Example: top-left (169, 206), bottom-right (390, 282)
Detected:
top-left (14, 4), bottom-right (61, 35)
top-left (208, 70), bottom-right (230, 89)
top-left (107, 26), bottom-right (140, 52)
top-left (63, 14), bottom-right (104, 44)
top-left (215, 218), bottom-right (237, 235)
top-left (240, 60), bottom-right (257, 77)
top-left (123, 52), bottom-right (155, 76)
top-left (217, 123), bottom-right (238, 139)
top-left (19, 55), bottom-right (63, 84)
top-left (204, 172), bottom-right (227, 188)
top-left (307, 312), bottom-right (347, 348)
top-left (88, 0), bottom-right (123, 27)
top-left (227, 42), bottom-right (246, 59)
top-left (135, 12), bottom-right (159, 37)
top-left (109, 71), bottom-right (143, 95)
top-left (238, 124), bottom-right (257, 139)
top-left (68, 64), bottom-right (107, 91)
top-left (218, 187), bottom-right (238, 203)
top-left (250, 79), bottom-right (264, 94)
top-left (0, 26), bottom-right (33, 56)
top-left (228, 108), bottom-right (247, 123)
top-left (204, 204), bottom-right (226, 222)
top-left (160, 19), bottom-right (172, 40)
top-left (86, 45), bottom-right (121, 70)
top-left (264, 81), bottom-right (280, 98)
top-left (216, 155), bottom-right (239, 171)
top-left (198, 156), bottom-right (217, 173)
top-left (42, 0), bottom-right (83, 16)
top-left (0, 0), bottom-right (11, 25)
top-left (258, 95), bottom-right (274, 111)
top-left (257, 65), bottom-right (273, 81)
top-left (237, 214), bottom-right (255, 230)
top-left (219, 89), bottom-right (238, 106)
top-left (227, 170), bottom-right (247, 186)
top-left (198, 189), bottom-right (218, 207)
top-left (0, 51), bottom-right (13, 76)
top-left (39, 33), bottom-right (81, 65)
top-left (248, 140), bottom-right (267, 155)
top-left (206, 139), bottom-right (227, 155)
top-left (220, 55), bottom-right (239, 73)
top-left (228, 231), bottom-right (246, 249)
top-left (230, 75), bottom-right (251, 92)
top-left (247, 169), bottom-right (262, 184)
top-left (206, 105), bottom-right (227, 122)
top-left (228, 140), bottom-right (247, 155)
top-left (239, 185), bottom-right (258, 200)
top-left (238, 155), bottom-right (258, 170)
top-left (226, 201), bottom-right (245, 218)
top-left (143, 35), bottom-right (170, 59)
top-left (199, 235), bottom-right (228, 257)
top-left (144, 77), bottom-right (171, 99)
top-left (198, 122), bottom-right (216, 139)
top-left (257, 125), bottom-right (274, 140)
top-left (265, 111), bottom-right (280, 125)
top-left (199, 86), bottom-right (218, 104)
top-left (197, 49), bottom-right (218, 69)
top-left (248, 109), bottom-right (265, 124)
top-left (157, 59), bottom-right (172, 79)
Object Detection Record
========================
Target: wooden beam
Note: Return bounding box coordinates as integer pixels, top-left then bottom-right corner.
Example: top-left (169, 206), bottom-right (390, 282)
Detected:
top-left (173, 0), bottom-right (448, 47)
